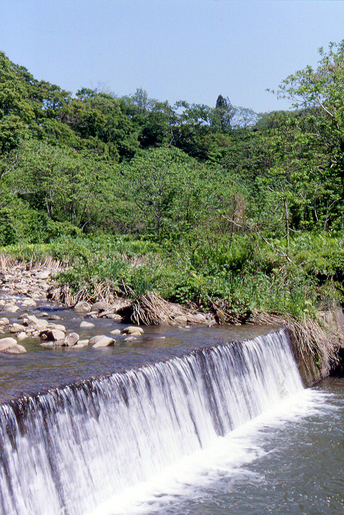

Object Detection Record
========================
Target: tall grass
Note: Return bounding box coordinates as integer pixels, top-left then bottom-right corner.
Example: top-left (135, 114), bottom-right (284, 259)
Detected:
top-left (1, 230), bottom-right (343, 321)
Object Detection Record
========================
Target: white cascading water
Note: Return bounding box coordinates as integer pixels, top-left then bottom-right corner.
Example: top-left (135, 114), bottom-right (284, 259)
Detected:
top-left (0, 329), bottom-right (304, 515)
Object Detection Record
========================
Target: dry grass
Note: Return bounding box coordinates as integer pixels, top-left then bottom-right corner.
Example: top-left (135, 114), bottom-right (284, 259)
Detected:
top-left (0, 254), bottom-right (63, 274)
top-left (130, 291), bottom-right (190, 325)
top-left (253, 311), bottom-right (340, 378)
top-left (47, 281), bottom-right (119, 307)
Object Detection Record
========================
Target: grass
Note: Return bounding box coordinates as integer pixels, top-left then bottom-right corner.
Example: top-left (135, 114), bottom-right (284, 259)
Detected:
top-left (1, 230), bottom-right (342, 323)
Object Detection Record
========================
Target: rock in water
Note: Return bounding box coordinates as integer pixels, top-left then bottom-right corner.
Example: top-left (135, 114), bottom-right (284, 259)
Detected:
top-left (74, 301), bottom-right (92, 314)
top-left (0, 337), bottom-right (18, 351)
top-left (122, 326), bottom-right (144, 335)
top-left (91, 301), bottom-right (108, 312)
top-left (64, 333), bottom-right (80, 347)
top-left (80, 321), bottom-right (95, 329)
top-left (92, 336), bottom-right (115, 348)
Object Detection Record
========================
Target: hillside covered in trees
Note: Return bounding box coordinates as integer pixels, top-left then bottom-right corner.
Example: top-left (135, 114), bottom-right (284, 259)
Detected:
top-left (1, 41), bottom-right (344, 322)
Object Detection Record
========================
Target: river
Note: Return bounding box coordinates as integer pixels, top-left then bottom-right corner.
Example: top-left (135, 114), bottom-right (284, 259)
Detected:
top-left (97, 378), bottom-right (343, 515)
top-left (0, 297), bottom-right (343, 515)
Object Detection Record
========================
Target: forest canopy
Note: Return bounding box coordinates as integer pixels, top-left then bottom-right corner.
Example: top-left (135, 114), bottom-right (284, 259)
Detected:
top-left (1, 41), bottom-right (344, 320)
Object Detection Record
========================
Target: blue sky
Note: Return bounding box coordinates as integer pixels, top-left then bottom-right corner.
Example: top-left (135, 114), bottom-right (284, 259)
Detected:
top-left (1, 0), bottom-right (343, 113)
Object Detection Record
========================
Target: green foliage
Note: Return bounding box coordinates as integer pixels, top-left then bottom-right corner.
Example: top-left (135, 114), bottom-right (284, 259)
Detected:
top-left (2, 43), bottom-right (344, 322)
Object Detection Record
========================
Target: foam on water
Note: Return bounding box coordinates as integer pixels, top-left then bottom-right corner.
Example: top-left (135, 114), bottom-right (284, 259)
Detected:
top-left (0, 329), bottom-right (305, 515)
top-left (90, 388), bottom-right (330, 515)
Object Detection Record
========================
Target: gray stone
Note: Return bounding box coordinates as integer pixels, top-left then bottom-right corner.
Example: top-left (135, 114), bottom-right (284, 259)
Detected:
top-left (100, 313), bottom-right (122, 320)
top-left (64, 332), bottom-right (80, 347)
top-left (92, 336), bottom-right (115, 348)
top-left (40, 329), bottom-right (66, 341)
top-left (3, 305), bottom-right (19, 313)
top-left (190, 313), bottom-right (207, 323)
top-left (80, 321), bottom-right (95, 329)
top-left (0, 318), bottom-right (10, 326)
top-left (74, 301), bottom-right (91, 314)
top-left (23, 315), bottom-right (49, 331)
top-left (124, 336), bottom-right (137, 342)
top-left (48, 324), bottom-right (66, 332)
top-left (122, 326), bottom-right (144, 335)
top-left (89, 335), bottom-right (106, 345)
top-left (5, 344), bottom-right (26, 354)
top-left (9, 323), bottom-right (26, 333)
top-left (40, 342), bottom-right (55, 348)
top-left (173, 315), bottom-right (188, 325)
top-left (0, 337), bottom-right (17, 351)
top-left (72, 339), bottom-right (89, 348)
top-left (91, 301), bottom-right (108, 312)
top-left (21, 299), bottom-right (37, 307)
top-left (48, 315), bottom-right (62, 321)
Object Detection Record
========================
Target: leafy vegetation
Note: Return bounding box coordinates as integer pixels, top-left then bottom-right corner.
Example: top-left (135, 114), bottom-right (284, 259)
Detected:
top-left (1, 42), bottom-right (344, 322)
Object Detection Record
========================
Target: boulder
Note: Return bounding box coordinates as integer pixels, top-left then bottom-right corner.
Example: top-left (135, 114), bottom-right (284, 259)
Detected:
top-left (99, 313), bottom-right (122, 320)
top-left (74, 301), bottom-right (91, 314)
top-left (89, 335), bottom-right (106, 345)
top-left (21, 299), bottom-right (37, 307)
top-left (189, 313), bottom-right (207, 323)
top-left (92, 336), bottom-right (115, 348)
top-left (124, 336), bottom-right (137, 342)
top-left (5, 344), bottom-right (26, 354)
top-left (80, 321), bottom-right (95, 329)
top-left (48, 315), bottom-right (62, 321)
top-left (0, 337), bottom-right (18, 351)
top-left (91, 301), bottom-right (108, 312)
top-left (122, 326), bottom-right (144, 335)
top-left (73, 339), bottom-right (89, 348)
top-left (3, 305), bottom-right (19, 313)
top-left (173, 315), bottom-right (188, 325)
top-left (17, 332), bottom-right (28, 340)
top-left (0, 318), bottom-right (10, 326)
top-left (9, 324), bottom-right (26, 334)
top-left (40, 342), bottom-right (55, 348)
top-left (40, 329), bottom-right (66, 342)
top-left (23, 315), bottom-right (49, 331)
top-left (48, 324), bottom-right (66, 332)
top-left (110, 329), bottom-right (121, 335)
top-left (64, 332), bottom-right (80, 347)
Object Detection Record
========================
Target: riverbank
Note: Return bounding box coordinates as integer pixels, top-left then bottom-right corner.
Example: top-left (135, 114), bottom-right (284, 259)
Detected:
top-left (0, 255), bottom-right (343, 387)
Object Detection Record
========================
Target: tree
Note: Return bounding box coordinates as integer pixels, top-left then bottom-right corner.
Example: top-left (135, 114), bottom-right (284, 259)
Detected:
top-left (16, 141), bottom-right (115, 230)
top-left (0, 52), bottom-right (35, 152)
top-left (213, 94), bottom-right (233, 132)
top-left (269, 41), bottom-right (344, 231)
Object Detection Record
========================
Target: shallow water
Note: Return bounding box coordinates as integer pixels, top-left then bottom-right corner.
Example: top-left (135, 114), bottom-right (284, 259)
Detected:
top-left (0, 297), bottom-right (276, 403)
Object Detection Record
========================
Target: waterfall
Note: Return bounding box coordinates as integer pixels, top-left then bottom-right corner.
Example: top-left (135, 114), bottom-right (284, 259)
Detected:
top-left (0, 329), bottom-right (303, 515)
